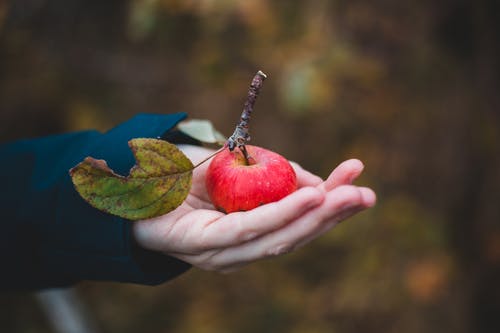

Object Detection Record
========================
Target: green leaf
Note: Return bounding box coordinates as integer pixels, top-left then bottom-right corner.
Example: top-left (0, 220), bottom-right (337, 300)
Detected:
top-left (69, 138), bottom-right (193, 221)
top-left (177, 119), bottom-right (226, 144)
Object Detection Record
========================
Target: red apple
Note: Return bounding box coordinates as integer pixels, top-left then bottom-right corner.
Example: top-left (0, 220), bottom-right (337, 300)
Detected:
top-left (206, 145), bottom-right (297, 213)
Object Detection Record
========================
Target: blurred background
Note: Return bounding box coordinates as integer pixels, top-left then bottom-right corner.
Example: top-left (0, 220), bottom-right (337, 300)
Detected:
top-left (1, 0), bottom-right (499, 332)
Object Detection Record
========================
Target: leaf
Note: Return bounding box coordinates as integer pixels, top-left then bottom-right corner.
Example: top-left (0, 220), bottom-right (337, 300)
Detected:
top-left (177, 119), bottom-right (226, 144)
top-left (70, 138), bottom-right (193, 221)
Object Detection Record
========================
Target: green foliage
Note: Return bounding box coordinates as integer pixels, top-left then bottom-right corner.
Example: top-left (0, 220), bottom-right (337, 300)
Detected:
top-left (70, 139), bottom-right (193, 220)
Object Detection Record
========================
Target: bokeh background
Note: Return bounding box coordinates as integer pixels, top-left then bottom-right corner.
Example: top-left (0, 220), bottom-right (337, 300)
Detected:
top-left (1, 0), bottom-right (499, 332)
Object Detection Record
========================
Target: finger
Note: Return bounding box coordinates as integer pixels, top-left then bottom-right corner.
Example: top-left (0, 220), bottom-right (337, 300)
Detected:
top-left (170, 205), bottom-right (365, 272)
top-left (197, 186), bottom-right (325, 249)
top-left (270, 186), bottom-right (375, 251)
top-left (320, 159), bottom-right (364, 192)
top-left (293, 187), bottom-right (375, 248)
top-left (208, 185), bottom-right (374, 268)
top-left (290, 162), bottom-right (323, 188)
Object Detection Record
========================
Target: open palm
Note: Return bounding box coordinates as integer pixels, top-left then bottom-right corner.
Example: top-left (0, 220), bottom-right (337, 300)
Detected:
top-left (133, 144), bottom-right (376, 272)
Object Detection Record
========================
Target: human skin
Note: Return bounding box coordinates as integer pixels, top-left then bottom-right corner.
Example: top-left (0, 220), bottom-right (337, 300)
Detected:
top-left (132, 144), bottom-right (376, 273)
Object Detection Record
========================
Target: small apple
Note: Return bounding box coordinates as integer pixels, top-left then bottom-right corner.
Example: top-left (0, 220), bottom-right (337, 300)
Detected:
top-left (206, 145), bottom-right (297, 213)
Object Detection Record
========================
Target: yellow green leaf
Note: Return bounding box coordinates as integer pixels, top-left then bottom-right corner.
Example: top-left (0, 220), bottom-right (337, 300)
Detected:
top-left (69, 138), bottom-right (193, 220)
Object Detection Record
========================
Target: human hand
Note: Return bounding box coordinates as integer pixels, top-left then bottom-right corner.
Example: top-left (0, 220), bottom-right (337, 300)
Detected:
top-left (132, 144), bottom-right (376, 273)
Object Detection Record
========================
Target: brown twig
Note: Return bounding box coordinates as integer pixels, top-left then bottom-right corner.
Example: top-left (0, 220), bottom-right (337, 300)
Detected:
top-left (226, 70), bottom-right (267, 164)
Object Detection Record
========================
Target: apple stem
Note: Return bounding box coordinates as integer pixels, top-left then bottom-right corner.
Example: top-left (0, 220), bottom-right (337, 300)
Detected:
top-left (226, 70), bottom-right (267, 165)
top-left (239, 145), bottom-right (252, 166)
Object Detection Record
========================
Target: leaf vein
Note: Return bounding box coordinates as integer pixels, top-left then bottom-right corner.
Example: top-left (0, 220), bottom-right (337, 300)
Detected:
top-left (120, 174), bottom-right (186, 213)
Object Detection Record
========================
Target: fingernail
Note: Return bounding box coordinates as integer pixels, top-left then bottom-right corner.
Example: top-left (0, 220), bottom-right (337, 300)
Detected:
top-left (347, 160), bottom-right (364, 183)
top-left (359, 187), bottom-right (376, 207)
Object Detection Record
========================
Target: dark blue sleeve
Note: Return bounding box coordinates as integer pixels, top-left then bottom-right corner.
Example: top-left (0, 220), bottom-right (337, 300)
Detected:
top-left (0, 113), bottom-right (192, 290)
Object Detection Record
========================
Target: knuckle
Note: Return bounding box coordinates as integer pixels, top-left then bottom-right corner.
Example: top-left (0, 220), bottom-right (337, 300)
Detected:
top-left (267, 243), bottom-right (294, 257)
top-left (197, 261), bottom-right (220, 272)
top-left (191, 252), bottom-right (236, 273)
top-left (240, 230), bottom-right (258, 242)
top-left (190, 252), bottom-right (217, 268)
top-left (233, 214), bottom-right (258, 242)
